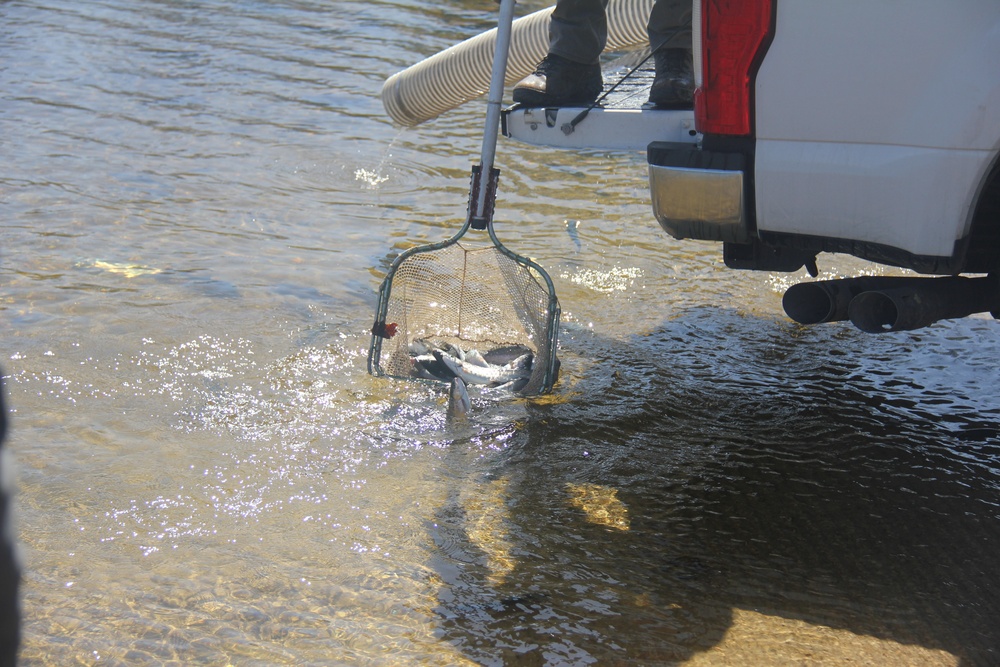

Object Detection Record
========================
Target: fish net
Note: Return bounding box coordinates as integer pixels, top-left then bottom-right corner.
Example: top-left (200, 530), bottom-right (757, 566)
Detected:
top-left (368, 214), bottom-right (560, 395)
top-left (369, 0), bottom-right (559, 395)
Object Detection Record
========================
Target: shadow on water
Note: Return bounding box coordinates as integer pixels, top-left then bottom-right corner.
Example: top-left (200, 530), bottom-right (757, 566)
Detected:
top-left (428, 308), bottom-right (1000, 666)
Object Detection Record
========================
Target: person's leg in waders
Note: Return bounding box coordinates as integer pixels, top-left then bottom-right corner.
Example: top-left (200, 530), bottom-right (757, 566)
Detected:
top-left (511, 0), bottom-right (607, 106)
top-left (646, 0), bottom-right (693, 108)
top-left (511, 0), bottom-right (693, 108)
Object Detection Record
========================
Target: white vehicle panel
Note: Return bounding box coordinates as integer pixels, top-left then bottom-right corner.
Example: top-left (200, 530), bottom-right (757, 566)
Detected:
top-left (503, 106), bottom-right (698, 151)
top-left (753, 0), bottom-right (1000, 255)
top-left (755, 0), bottom-right (1000, 148)
top-left (755, 141), bottom-right (991, 257)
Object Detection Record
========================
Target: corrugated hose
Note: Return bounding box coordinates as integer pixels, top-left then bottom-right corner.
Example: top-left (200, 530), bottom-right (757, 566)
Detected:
top-left (381, 0), bottom-right (654, 126)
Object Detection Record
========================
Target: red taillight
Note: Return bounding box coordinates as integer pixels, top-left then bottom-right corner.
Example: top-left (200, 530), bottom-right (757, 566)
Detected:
top-left (694, 0), bottom-right (774, 136)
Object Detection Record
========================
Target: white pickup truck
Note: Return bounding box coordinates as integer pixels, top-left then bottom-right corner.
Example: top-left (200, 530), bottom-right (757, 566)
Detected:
top-left (648, 0), bottom-right (1000, 332)
top-left (386, 0), bottom-right (1000, 333)
top-left (510, 0), bottom-right (1000, 332)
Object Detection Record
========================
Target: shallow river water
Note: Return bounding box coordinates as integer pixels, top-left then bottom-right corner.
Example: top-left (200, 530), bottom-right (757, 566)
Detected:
top-left (2, 1), bottom-right (1000, 665)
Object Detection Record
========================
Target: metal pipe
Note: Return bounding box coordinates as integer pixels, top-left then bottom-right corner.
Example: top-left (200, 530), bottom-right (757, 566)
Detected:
top-left (848, 275), bottom-right (1000, 333)
top-left (782, 276), bottom-right (937, 325)
top-left (473, 0), bottom-right (517, 222)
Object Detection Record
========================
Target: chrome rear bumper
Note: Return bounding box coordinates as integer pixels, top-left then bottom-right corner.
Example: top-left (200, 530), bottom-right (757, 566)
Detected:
top-left (647, 143), bottom-right (749, 243)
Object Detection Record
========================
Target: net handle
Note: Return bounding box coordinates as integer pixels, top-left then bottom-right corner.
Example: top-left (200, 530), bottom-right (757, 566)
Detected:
top-left (470, 0), bottom-right (516, 228)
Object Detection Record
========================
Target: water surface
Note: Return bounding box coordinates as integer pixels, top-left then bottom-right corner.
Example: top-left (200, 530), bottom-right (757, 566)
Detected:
top-left (2, 1), bottom-right (999, 665)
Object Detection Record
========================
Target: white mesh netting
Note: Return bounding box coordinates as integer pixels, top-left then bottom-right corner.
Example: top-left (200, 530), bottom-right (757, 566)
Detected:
top-left (370, 240), bottom-right (560, 395)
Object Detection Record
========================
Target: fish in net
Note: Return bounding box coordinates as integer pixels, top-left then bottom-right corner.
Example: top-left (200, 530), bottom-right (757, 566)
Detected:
top-left (369, 229), bottom-right (560, 395)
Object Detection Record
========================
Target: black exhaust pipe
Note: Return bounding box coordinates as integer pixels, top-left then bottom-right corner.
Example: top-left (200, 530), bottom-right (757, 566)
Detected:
top-left (848, 275), bottom-right (1000, 333)
top-left (782, 276), bottom-right (934, 325)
